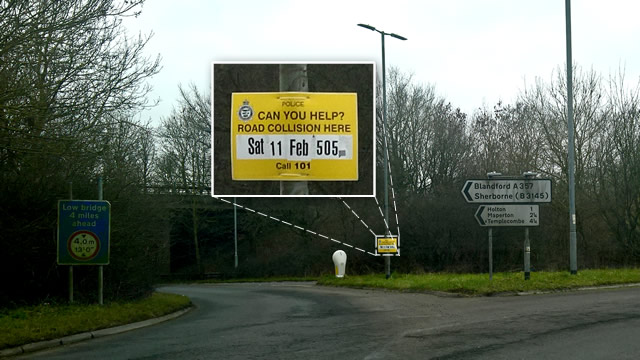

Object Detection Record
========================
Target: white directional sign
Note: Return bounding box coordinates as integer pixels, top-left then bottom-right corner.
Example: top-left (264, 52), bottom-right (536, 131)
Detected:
top-left (475, 205), bottom-right (539, 227)
top-left (461, 179), bottom-right (551, 203)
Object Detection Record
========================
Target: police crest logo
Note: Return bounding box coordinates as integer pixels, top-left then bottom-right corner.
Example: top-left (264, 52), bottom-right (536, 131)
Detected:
top-left (238, 99), bottom-right (253, 121)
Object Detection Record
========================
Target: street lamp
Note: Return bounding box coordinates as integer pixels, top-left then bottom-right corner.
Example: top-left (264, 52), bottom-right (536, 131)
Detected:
top-left (358, 23), bottom-right (407, 279)
top-left (565, 0), bottom-right (578, 275)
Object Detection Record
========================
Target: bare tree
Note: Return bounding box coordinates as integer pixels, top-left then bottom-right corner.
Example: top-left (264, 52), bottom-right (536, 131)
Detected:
top-left (0, 0), bottom-right (163, 303)
top-left (593, 71), bottom-right (640, 259)
top-left (157, 84), bottom-right (210, 194)
top-left (519, 65), bottom-right (608, 185)
top-left (469, 101), bottom-right (545, 176)
top-left (157, 84), bottom-right (211, 274)
top-left (383, 68), bottom-right (471, 195)
top-left (425, 101), bottom-right (470, 191)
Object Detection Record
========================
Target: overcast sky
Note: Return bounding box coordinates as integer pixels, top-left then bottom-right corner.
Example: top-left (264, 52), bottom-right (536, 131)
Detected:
top-left (123, 0), bottom-right (640, 125)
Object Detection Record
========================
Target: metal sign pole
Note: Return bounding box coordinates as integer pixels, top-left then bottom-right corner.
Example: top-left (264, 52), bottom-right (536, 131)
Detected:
top-left (486, 172), bottom-right (499, 282)
top-left (522, 171), bottom-right (536, 280)
top-left (234, 197), bottom-right (238, 268)
top-left (278, 64), bottom-right (309, 195)
top-left (489, 227), bottom-right (493, 281)
top-left (98, 176), bottom-right (104, 305)
top-left (524, 227), bottom-right (531, 280)
top-left (69, 181), bottom-right (73, 303)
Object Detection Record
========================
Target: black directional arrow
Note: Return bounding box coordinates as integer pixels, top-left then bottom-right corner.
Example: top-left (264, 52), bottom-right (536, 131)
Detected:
top-left (475, 206), bottom-right (486, 226)
top-left (462, 181), bottom-right (473, 202)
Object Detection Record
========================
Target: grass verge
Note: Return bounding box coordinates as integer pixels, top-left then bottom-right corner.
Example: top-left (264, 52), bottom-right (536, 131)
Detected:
top-left (0, 292), bottom-right (191, 350)
top-left (317, 268), bottom-right (640, 296)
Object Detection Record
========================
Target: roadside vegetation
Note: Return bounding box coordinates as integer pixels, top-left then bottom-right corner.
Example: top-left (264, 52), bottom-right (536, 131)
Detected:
top-left (317, 268), bottom-right (640, 296)
top-left (0, 292), bottom-right (191, 350)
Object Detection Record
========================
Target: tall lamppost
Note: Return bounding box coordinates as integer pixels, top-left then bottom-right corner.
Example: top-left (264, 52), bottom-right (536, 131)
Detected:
top-left (358, 23), bottom-right (407, 279)
top-left (565, 0), bottom-right (578, 275)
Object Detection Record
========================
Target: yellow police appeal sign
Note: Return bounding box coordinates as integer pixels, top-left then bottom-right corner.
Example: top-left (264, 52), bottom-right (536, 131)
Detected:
top-left (375, 235), bottom-right (399, 255)
top-left (231, 92), bottom-right (358, 181)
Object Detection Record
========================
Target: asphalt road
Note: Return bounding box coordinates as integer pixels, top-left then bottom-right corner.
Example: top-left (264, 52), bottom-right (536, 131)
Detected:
top-left (19, 283), bottom-right (640, 359)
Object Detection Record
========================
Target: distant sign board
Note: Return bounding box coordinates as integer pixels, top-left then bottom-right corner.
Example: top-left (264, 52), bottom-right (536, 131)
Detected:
top-left (231, 92), bottom-right (358, 181)
top-left (375, 235), bottom-right (399, 256)
top-left (58, 200), bottom-right (110, 265)
top-left (475, 205), bottom-right (539, 227)
top-left (461, 179), bottom-right (552, 203)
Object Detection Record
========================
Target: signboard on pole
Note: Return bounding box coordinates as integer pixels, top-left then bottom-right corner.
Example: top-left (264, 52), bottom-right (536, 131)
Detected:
top-left (231, 92), bottom-right (358, 181)
top-left (475, 205), bottom-right (539, 227)
top-left (461, 179), bottom-right (551, 203)
top-left (58, 200), bottom-right (110, 265)
top-left (375, 235), bottom-right (399, 256)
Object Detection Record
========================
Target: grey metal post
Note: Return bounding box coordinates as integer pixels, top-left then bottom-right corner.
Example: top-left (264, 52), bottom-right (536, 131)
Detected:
top-left (565, 0), bottom-right (578, 275)
top-left (488, 227), bottom-right (493, 281)
top-left (69, 181), bottom-right (73, 303)
top-left (486, 172), bottom-right (501, 281)
top-left (234, 197), bottom-right (238, 268)
top-left (381, 33), bottom-right (391, 279)
top-left (98, 176), bottom-right (104, 305)
top-left (524, 227), bottom-right (531, 280)
top-left (522, 171), bottom-right (538, 280)
top-left (279, 64), bottom-right (309, 195)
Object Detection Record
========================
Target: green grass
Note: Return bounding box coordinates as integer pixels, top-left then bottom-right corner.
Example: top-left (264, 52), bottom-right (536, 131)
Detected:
top-left (317, 268), bottom-right (640, 296)
top-left (0, 292), bottom-right (191, 350)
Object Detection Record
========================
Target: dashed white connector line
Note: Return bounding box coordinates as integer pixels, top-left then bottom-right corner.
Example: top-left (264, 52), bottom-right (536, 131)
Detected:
top-left (212, 197), bottom-right (377, 256)
top-left (389, 178), bottom-right (401, 239)
top-left (338, 198), bottom-right (377, 236)
top-left (380, 110), bottom-right (401, 240)
top-left (374, 197), bottom-right (391, 234)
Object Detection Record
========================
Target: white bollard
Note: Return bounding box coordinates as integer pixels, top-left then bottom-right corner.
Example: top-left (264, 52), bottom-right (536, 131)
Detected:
top-left (332, 250), bottom-right (347, 278)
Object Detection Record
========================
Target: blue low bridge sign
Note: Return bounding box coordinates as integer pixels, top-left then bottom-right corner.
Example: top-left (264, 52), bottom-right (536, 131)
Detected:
top-left (57, 200), bottom-right (110, 265)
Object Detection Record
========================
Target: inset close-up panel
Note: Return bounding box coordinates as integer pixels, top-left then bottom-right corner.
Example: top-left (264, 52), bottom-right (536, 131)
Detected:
top-left (212, 62), bottom-right (375, 197)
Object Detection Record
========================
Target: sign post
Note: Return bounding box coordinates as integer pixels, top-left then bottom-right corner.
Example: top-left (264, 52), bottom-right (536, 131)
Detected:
top-left (97, 176), bottom-right (104, 305)
top-left (525, 227), bottom-right (531, 280)
top-left (68, 181), bottom-right (73, 303)
top-left (488, 227), bottom-right (493, 281)
top-left (279, 64), bottom-right (309, 195)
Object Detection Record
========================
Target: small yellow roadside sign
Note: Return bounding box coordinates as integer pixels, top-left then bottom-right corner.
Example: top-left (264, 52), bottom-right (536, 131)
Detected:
top-left (375, 235), bottom-right (399, 255)
top-left (231, 92), bottom-right (358, 181)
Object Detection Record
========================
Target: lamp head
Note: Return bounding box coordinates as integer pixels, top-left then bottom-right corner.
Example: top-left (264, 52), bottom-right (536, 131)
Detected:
top-left (390, 33), bottom-right (407, 41)
top-left (357, 23), bottom-right (377, 31)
